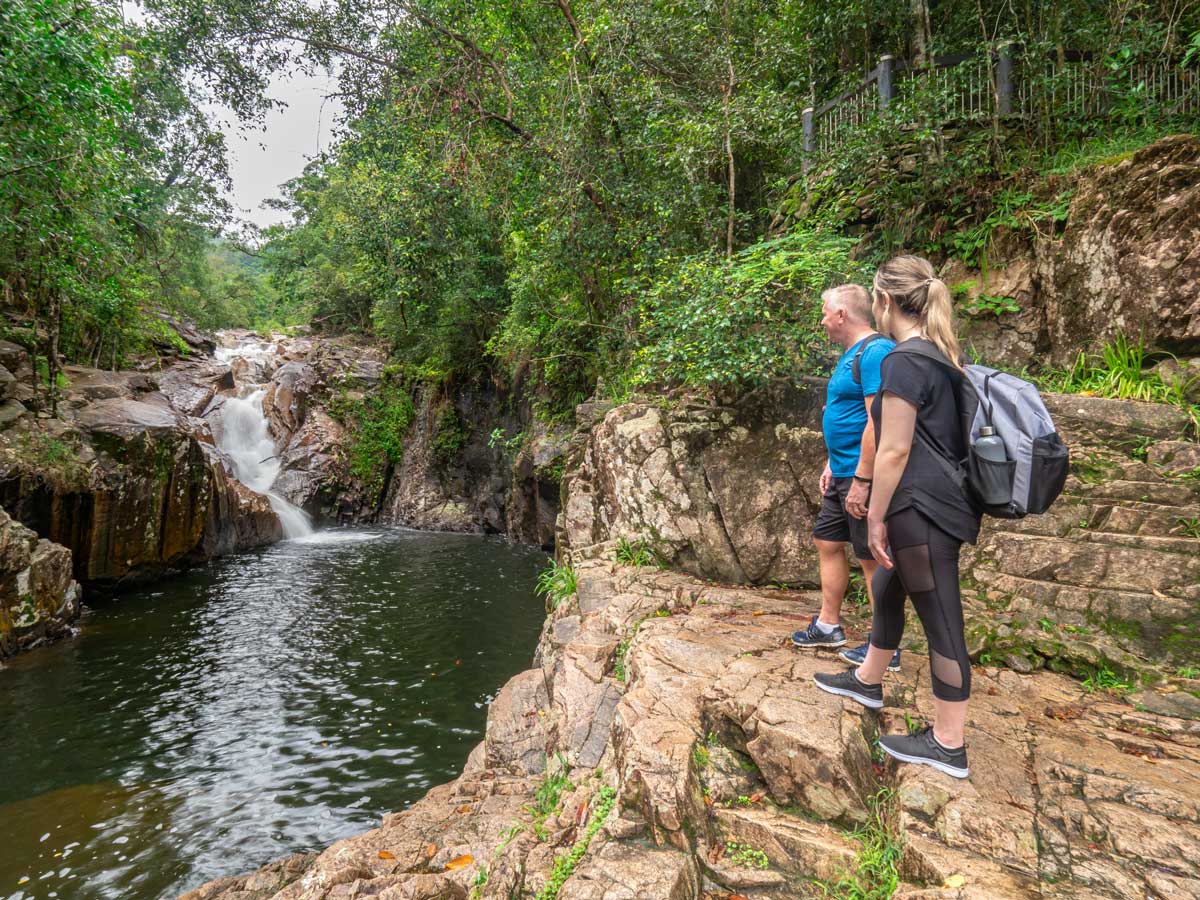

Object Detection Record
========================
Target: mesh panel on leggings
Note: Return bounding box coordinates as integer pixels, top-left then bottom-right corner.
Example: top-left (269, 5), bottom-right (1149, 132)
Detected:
top-left (931, 650), bottom-right (964, 691)
top-left (895, 543), bottom-right (935, 593)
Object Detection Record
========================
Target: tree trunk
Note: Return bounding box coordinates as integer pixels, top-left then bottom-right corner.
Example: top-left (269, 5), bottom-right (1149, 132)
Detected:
top-left (723, 0), bottom-right (736, 259)
top-left (911, 0), bottom-right (931, 66)
top-left (47, 290), bottom-right (61, 417)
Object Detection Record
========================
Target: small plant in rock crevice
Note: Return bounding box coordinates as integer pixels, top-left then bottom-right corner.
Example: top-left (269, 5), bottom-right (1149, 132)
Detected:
top-left (814, 788), bottom-right (901, 900)
top-left (614, 537), bottom-right (661, 568)
top-left (1082, 664), bottom-right (1137, 695)
top-left (725, 841), bottom-right (770, 869)
top-left (534, 786), bottom-right (616, 900)
top-left (1173, 517), bottom-right (1200, 539)
top-left (525, 755), bottom-right (573, 841)
top-left (536, 560), bottom-right (577, 611)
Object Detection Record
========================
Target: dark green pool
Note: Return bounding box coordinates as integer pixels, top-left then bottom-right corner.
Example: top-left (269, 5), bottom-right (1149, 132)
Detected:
top-left (0, 529), bottom-right (548, 900)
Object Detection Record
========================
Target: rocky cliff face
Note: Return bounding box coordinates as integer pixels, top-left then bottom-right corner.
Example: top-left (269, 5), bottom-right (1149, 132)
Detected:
top-left (0, 506), bottom-right (79, 657)
top-left (559, 386), bottom-right (827, 585)
top-left (0, 344), bottom-right (281, 586)
top-left (560, 388), bottom-right (1200, 679)
top-left (945, 134), bottom-right (1200, 372)
top-left (377, 381), bottom-right (568, 547)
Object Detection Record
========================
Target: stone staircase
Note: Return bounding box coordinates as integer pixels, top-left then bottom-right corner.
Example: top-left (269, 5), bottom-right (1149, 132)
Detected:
top-left (962, 395), bottom-right (1200, 680)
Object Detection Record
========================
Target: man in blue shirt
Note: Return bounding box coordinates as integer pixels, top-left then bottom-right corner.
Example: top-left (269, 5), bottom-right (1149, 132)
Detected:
top-left (792, 284), bottom-right (900, 671)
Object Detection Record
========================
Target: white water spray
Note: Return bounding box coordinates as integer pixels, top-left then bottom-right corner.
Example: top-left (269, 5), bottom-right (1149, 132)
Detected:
top-left (212, 337), bottom-right (313, 539)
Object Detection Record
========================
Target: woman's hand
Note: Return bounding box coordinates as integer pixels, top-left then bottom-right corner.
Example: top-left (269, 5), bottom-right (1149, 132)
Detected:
top-left (868, 516), bottom-right (892, 569)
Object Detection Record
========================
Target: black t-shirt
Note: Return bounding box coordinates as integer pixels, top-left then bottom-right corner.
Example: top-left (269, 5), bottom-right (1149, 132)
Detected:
top-left (870, 338), bottom-right (981, 544)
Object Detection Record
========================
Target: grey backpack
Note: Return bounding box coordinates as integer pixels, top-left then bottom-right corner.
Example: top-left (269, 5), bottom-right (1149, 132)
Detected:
top-left (894, 342), bottom-right (1070, 518)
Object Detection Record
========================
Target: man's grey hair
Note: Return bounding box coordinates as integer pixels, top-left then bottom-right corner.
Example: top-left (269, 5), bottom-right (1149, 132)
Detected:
top-left (821, 283), bottom-right (873, 324)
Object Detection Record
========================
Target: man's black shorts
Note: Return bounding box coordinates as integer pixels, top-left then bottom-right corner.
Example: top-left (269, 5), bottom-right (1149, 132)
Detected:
top-left (812, 476), bottom-right (873, 560)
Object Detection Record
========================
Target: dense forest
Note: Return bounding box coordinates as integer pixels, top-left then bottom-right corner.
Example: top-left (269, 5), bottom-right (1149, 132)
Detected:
top-left (3, 0), bottom-right (1198, 418)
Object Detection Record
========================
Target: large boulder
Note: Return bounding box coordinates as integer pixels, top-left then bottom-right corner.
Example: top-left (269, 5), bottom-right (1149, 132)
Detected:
top-left (560, 382), bottom-right (827, 586)
top-left (261, 361), bottom-right (318, 441)
top-left (0, 506), bottom-right (80, 657)
top-left (0, 398), bottom-right (279, 584)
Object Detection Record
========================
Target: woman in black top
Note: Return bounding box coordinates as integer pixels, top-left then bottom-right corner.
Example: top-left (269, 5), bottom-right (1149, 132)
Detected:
top-left (813, 255), bottom-right (981, 780)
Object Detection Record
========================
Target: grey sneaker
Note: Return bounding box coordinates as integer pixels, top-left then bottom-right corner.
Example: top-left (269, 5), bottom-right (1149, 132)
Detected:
top-left (812, 669), bottom-right (883, 709)
top-left (838, 641), bottom-right (902, 672)
top-left (879, 727), bottom-right (969, 779)
top-left (791, 615), bottom-right (847, 649)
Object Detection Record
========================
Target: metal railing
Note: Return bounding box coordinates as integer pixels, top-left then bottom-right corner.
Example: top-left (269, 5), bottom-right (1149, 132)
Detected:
top-left (801, 47), bottom-right (1200, 171)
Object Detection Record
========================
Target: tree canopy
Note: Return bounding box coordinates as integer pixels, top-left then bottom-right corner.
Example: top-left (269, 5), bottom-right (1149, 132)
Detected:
top-left (3, 0), bottom-right (1198, 415)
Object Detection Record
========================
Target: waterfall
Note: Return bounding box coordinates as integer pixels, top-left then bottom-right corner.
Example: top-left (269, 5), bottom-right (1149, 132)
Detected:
top-left (212, 337), bottom-right (313, 539)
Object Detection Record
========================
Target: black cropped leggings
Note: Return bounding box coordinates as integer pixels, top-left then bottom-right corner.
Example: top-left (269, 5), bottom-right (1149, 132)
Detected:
top-left (869, 507), bottom-right (972, 702)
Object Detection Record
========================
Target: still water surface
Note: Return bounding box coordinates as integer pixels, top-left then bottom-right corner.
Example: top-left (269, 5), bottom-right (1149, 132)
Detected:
top-left (0, 529), bottom-right (548, 900)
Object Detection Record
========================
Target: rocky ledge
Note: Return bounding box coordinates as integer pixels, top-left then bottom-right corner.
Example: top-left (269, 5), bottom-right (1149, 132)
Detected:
top-left (183, 559), bottom-right (1200, 900)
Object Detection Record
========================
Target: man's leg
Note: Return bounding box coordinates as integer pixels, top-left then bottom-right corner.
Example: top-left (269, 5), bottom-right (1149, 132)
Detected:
top-left (793, 537), bottom-right (851, 648)
top-left (816, 538), bottom-right (850, 625)
top-left (860, 558), bottom-right (879, 607)
top-left (796, 479), bottom-right (853, 648)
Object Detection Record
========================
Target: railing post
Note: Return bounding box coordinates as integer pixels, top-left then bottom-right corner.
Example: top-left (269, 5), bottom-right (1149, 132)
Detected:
top-left (802, 106), bottom-right (815, 173)
top-left (996, 42), bottom-right (1014, 115)
top-left (878, 55), bottom-right (895, 110)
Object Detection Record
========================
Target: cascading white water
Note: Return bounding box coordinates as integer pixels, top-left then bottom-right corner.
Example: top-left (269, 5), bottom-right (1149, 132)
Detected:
top-left (212, 336), bottom-right (313, 539)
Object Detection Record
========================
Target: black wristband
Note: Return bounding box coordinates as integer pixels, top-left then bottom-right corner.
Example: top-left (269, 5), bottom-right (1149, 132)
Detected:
top-left (852, 475), bottom-right (872, 484)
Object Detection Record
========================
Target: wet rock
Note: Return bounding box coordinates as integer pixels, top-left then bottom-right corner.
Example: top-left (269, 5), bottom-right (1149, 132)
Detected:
top-left (0, 506), bottom-right (80, 658)
top-left (157, 360), bottom-right (235, 418)
top-left (262, 361), bottom-right (317, 441)
top-left (74, 393), bottom-right (181, 438)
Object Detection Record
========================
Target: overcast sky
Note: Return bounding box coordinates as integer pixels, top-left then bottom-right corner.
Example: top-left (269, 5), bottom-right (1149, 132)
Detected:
top-left (218, 68), bottom-right (345, 230)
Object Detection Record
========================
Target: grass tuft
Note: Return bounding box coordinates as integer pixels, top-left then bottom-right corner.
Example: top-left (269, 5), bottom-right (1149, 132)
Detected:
top-left (536, 560), bottom-right (578, 611)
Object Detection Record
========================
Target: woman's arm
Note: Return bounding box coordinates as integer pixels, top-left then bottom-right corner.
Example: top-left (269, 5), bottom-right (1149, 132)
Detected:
top-left (866, 393), bottom-right (918, 568)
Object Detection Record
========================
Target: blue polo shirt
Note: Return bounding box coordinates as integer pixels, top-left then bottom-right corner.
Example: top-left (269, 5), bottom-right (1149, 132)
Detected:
top-left (822, 335), bottom-right (895, 478)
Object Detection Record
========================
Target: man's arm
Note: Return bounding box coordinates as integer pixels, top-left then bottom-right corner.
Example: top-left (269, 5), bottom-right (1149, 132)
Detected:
top-left (844, 395), bottom-right (876, 518)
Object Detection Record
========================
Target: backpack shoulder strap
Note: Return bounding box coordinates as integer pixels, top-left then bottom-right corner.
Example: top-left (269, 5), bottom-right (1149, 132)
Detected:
top-left (851, 333), bottom-right (886, 387)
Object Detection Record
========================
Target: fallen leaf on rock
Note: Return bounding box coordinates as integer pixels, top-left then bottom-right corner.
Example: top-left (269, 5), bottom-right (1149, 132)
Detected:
top-left (444, 854), bottom-right (474, 870)
top-left (731, 895), bottom-right (752, 900)
top-left (1044, 704), bottom-right (1084, 722)
top-left (456, 804), bottom-right (471, 813)
top-left (748, 790), bottom-right (765, 804)
top-left (751, 611), bottom-right (765, 617)
top-left (378, 850), bottom-right (395, 860)
top-left (423, 843), bottom-right (438, 858)
top-left (943, 874), bottom-right (966, 888)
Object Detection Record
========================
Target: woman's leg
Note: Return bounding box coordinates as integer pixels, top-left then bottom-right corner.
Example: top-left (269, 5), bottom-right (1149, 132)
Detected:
top-left (855, 561), bottom-right (905, 685)
top-left (887, 510), bottom-right (971, 747)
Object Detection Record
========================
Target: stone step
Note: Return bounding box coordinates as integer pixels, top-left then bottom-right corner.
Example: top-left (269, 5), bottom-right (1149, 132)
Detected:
top-left (971, 531), bottom-right (1200, 601)
top-left (968, 568), bottom-right (1194, 627)
top-left (1065, 478), bottom-right (1200, 507)
top-left (1074, 529), bottom-right (1200, 554)
top-left (1091, 502), bottom-right (1200, 536)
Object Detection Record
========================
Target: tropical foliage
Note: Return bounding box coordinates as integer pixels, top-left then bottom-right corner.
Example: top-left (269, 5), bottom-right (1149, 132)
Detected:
top-left (5, 0), bottom-right (1199, 417)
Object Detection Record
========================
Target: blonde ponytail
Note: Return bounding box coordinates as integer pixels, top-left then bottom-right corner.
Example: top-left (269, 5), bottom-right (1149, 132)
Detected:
top-left (872, 255), bottom-right (963, 370)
